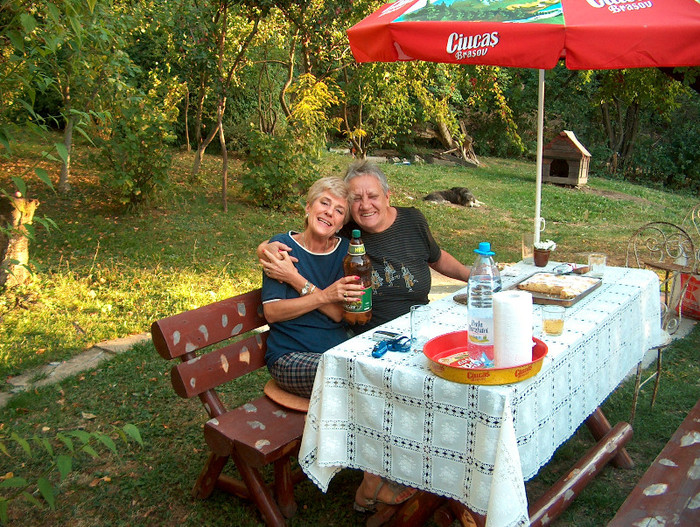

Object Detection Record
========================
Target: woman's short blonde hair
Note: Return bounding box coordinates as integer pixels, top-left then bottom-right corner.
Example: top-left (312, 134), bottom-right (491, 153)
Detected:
top-left (304, 176), bottom-right (350, 227)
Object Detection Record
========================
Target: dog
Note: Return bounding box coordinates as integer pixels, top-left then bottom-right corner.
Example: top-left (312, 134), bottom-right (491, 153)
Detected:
top-left (423, 187), bottom-right (483, 207)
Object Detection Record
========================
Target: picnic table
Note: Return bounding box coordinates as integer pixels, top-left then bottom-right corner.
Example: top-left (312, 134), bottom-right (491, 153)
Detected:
top-left (299, 261), bottom-right (662, 525)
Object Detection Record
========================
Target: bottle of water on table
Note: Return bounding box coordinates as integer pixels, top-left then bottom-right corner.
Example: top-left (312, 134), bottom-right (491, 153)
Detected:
top-left (467, 242), bottom-right (502, 360)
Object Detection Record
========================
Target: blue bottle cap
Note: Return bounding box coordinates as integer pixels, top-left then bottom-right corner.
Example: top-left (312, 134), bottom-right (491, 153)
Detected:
top-left (474, 242), bottom-right (495, 256)
top-left (352, 229), bottom-right (361, 238)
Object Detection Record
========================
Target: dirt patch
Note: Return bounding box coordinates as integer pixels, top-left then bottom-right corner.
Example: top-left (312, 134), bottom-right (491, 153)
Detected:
top-left (578, 186), bottom-right (653, 205)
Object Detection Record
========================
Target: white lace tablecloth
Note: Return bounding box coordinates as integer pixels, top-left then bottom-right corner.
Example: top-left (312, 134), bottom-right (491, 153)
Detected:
top-left (299, 263), bottom-right (661, 526)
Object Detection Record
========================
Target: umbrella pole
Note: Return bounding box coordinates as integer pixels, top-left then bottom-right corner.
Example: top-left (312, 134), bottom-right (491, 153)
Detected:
top-left (534, 69), bottom-right (545, 245)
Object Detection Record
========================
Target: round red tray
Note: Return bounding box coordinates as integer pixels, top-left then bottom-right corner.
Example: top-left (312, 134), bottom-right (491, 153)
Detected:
top-left (423, 330), bottom-right (548, 385)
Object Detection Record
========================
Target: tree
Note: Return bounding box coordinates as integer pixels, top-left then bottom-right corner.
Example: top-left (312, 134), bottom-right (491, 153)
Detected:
top-left (27, 0), bottom-right (131, 193)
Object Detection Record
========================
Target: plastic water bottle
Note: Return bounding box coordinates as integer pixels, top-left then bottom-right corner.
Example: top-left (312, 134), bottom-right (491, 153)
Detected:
top-left (467, 242), bottom-right (502, 360)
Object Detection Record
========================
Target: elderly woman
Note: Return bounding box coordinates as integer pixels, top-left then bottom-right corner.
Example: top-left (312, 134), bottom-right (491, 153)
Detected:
top-left (261, 176), bottom-right (363, 398)
top-left (260, 176), bottom-right (416, 512)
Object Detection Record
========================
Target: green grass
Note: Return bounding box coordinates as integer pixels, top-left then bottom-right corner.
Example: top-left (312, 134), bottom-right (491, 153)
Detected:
top-left (1, 140), bottom-right (695, 379)
top-left (1, 329), bottom-right (697, 525)
top-left (1, 137), bottom-right (699, 525)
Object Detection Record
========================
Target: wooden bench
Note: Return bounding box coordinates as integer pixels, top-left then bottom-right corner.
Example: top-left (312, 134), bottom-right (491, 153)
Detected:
top-left (608, 398), bottom-right (700, 526)
top-left (151, 289), bottom-right (307, 527)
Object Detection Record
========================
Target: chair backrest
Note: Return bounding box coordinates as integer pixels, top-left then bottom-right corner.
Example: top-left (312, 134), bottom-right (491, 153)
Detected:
top-left (681, 203), bottom-right (700, 240)
top-left (151, 289), bottom-right (269, 418)
top-left (625, 221), bottom-right (696, 274)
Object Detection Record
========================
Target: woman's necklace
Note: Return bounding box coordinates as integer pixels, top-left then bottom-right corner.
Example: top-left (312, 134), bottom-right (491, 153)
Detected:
top-left (300, 232), bottom-right (333, 253)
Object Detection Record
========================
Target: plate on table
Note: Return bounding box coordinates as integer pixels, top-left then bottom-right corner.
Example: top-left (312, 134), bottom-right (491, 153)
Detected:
top-left (423, 330), bottom-right (548, 385)
top-left (513, 272), bottom-right (602, 307)
top-left (453, 293), bottom-right (468, 305)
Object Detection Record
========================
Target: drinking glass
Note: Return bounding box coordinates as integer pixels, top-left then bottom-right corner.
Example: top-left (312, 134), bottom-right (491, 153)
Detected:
top-left (542, 305), bottom-right (565, 336)
top-left (588, 253), bottom-right (607, 278)
top-left (410, 305), bottom-right (433, 351)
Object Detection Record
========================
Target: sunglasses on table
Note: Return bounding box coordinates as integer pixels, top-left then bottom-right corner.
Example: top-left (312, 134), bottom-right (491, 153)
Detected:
top-left (371, 335), bottom-right (411, 358)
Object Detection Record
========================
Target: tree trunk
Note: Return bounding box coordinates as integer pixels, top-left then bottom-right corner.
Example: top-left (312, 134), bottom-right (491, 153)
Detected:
top-left (184, 84), bottom-right (191, 151)
top-left (620, 101), bottom-right (640, 170)
top-left (192, 122), bottom-right (220, 178)
top-left (58, 114), bottom-right (76, 194)
top-left (195, 75), bottom-right (207, 148)
top-left (436, 119), bottom-right (479, 166)
top-left (279, 34), bottom-right (297, 120)
top-left (218, 98), bottom-right (228, 212)
top-left (0, 196), bottom-right (40, 288)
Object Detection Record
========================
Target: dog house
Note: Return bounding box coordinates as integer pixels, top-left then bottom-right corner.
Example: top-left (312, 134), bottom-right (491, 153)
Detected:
top-left (542, 130), bottom-right (591, 187)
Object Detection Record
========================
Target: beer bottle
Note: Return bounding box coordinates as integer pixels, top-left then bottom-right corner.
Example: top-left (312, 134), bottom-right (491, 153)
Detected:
top-left (343, 229), bottom-right (372, 325)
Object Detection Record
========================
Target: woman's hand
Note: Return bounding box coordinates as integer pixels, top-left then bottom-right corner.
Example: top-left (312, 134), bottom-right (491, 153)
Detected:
top-left (321, 275), bottom-right (366, 304)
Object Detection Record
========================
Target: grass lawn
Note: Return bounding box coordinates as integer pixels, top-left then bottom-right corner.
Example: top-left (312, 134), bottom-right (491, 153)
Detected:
top-left (1, 138), bottom-right (699, 525)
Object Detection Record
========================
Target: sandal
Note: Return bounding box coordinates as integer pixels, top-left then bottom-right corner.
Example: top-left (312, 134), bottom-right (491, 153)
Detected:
top-left (353, 477), bottom-right (416, 513)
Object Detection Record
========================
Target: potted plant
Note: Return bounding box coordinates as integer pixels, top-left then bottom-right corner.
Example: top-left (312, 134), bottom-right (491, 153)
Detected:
top-left (533, 239), bottom-right (557, 267)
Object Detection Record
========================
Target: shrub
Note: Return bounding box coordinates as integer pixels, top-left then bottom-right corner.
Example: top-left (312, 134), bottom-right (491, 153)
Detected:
top-left (97, 76), bottom-right (182, 209)
top-left (242, 129), bottom-right (319, 210)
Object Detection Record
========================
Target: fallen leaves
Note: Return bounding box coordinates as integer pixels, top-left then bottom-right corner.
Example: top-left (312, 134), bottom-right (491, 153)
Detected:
top-left (89, 476), bottom-right (111, 487)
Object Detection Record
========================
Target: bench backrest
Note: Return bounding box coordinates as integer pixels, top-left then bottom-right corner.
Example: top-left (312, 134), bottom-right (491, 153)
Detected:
top-left (151, 289), bottom-right (269, 418)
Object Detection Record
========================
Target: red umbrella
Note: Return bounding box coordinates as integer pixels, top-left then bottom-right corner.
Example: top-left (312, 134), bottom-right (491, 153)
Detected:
top-left (347, 0), bottom-right (700, 241)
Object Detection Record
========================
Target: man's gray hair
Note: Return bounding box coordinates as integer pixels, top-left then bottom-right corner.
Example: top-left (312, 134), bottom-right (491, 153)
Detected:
top-left (344, 159), bottom-right (390, 194)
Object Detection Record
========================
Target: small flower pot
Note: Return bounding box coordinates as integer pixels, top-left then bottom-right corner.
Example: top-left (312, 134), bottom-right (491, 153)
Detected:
top-left (533, 249), bottom-right (551, 267)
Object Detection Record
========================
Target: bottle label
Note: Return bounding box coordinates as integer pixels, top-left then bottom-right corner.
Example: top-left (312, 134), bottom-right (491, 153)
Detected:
top-left (344, 286), bottom-right (372, 312)
top-left (348, 243), bottom-right (366, 256)
top-left (468, 316), bottom-right (493, 346)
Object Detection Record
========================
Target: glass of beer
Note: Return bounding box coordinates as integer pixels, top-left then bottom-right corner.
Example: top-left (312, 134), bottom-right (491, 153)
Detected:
top-left (542, 305), bottom-right (565, 336)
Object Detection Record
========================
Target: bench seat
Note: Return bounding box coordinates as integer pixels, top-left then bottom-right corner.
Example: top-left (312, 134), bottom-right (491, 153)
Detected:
top-left (204, 394), bottom-right (306, 465)
top-left (608, 398), bottom-right (700, 526)
top-left (152, 289), bottom-right (308, 526)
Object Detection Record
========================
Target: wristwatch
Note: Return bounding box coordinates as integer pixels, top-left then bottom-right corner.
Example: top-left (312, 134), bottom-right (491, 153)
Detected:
top-left (301, 281), bottom-right (314, 296)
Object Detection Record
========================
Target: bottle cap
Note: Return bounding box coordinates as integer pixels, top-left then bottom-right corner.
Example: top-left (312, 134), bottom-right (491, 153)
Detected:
top-left (474, 242), bottom-right (495, 256)
top-left (352, 229), bottom-right (361, 238)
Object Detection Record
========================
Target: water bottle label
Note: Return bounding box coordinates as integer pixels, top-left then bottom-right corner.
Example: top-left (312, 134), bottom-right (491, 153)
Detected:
top-left (344, 286), bottom-right (372, 313)
top-left (348, 244), bottom-right (366, 256)
top-left (468, 317), bottom-right (493, 346)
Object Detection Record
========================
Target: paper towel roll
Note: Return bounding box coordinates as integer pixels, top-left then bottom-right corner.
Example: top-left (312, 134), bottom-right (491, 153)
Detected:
top-left (493, 290), bottom-right (533, 368)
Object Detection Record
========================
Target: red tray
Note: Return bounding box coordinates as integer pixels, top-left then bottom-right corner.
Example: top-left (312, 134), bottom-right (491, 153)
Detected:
top-left (423, 331), bottom-right (548, 385)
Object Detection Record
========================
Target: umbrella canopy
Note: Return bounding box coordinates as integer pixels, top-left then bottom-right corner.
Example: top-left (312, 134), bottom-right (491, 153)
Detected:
top-left (348, 0), bottom-right (700, 70)
top-left (347, 0), bottom-right (700, 242)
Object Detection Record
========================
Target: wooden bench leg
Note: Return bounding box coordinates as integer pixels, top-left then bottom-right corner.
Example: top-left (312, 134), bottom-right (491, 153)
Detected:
top-left (193, 452), bottom-right (229, 499)
top-left (384, 491), bottom-right (444, 527)
top-left (231, 448), bottom-right (287, 527)
top-left (529, 421), bottom-right (633, 527)
top-left (585, 407), bottom-right (634, 469)
top-left (273, 457), bottom-right (297, 518)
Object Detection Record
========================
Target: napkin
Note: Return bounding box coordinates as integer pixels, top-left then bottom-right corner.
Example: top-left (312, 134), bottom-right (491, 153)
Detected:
top-left (493, 290), bottom-right (533, 368)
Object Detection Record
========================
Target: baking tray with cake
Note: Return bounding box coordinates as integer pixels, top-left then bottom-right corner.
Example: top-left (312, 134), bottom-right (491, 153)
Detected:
top-left (512, 272), bottom-right (602, 307)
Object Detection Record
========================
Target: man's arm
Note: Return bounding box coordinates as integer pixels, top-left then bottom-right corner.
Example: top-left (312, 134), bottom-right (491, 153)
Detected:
top-left (429, 249), bottom-right (470, 282)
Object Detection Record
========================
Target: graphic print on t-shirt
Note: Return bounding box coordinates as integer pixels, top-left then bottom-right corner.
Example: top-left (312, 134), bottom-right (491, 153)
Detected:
top-left (371, 268), bottom-right (382, 290)
top-left (383, 258), bottom-right (397, 286)
top-left (401, 264), bottom-right (415, 291)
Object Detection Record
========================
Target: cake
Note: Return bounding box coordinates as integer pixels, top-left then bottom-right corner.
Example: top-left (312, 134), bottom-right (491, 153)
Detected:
top-left (517, 273), bottom-right (599, 299)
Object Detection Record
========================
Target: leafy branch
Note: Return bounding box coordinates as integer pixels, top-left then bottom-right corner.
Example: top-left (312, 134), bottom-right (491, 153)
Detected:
top-left (0, 424), bottom-right (143, 524)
